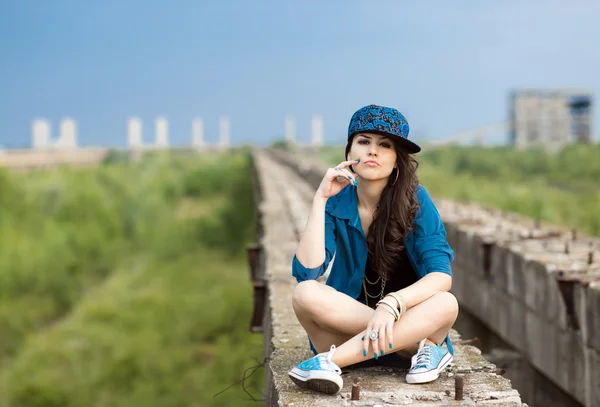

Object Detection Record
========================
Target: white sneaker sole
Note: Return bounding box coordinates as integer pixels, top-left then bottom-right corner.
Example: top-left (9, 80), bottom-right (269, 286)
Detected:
top-left (288, 367), bottom-right (343, 394)
top-left (406, 353), bottom-right (453, 384)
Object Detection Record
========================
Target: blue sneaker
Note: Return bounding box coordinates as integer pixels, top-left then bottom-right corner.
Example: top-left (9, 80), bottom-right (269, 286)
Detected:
top-left (288, 345), bottom-right (343, 394)
top-left (406, 339), bottom-right (453, 384)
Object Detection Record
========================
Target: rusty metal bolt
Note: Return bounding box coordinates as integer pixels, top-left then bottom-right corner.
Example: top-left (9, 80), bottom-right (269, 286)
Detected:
top-left (455, 376), bottom-right (464, 400)
top-left (588, 250), bottom-right (594, 265)
top-left (564, 241), bottom-right (570, 254)
top-left (351, 381), bottom-right (360, 400)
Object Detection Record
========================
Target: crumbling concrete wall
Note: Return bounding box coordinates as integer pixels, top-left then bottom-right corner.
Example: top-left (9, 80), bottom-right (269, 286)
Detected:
top-left (438, 200), bottom-right (600, 407)
top-left (253, 149), bottom-right (525, 406)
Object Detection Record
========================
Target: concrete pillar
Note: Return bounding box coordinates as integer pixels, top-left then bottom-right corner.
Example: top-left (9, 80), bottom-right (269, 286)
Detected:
top-left (285, 116), bottom-right (296, 145)
top-left (128, 117), bottom-right (143, 148)
top-left (311, 115), bottom-right (324, 147)
top-left (155, 116), bottom-right (168, 148)
top-left (219, 115), bottom-right (230, 148)
top-left (58, 118), bottom-right (77, 149)
top-left (32, 119), bottom-right (51, 150)
top-left (192, 118), bottom-right (204, 148)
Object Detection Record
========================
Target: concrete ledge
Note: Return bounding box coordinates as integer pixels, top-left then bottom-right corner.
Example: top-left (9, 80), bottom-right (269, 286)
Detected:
top-left (253, 149), bottom-right (525, 407)
top-left (437, 199), bottom-right (600, 406)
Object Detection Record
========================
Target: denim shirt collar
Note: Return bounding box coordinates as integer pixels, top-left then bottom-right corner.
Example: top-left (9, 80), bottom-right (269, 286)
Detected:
top-left (326, 186), bottom-right (363, 232)
top-left (327, 185), bottom-right (418, 243)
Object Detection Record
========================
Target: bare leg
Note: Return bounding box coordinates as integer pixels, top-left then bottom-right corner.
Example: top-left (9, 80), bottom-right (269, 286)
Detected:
top-left (292, 280), bottom-right (374, 352)
top-left (292, 281), bottom-right (458, 366)
top-left (331, 291), bottom-right (459, 367)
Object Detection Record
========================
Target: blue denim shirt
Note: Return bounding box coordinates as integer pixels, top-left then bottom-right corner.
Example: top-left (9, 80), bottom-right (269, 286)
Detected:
top-left (291, 184), bottom-right (455, 354)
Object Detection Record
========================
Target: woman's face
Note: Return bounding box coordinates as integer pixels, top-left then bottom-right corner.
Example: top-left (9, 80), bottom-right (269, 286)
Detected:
top-left (347, 133), bottom-right (397, 181)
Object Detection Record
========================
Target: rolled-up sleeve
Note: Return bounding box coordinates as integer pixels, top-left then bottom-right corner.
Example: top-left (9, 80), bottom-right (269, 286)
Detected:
top-left (292, 210), bottom-right (337, 282)
top-left (413, 186), bottom-right (454, 276)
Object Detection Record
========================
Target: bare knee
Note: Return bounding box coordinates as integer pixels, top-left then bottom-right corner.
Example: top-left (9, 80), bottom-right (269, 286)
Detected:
top-left (431, 291), bottom-right (459, 323)
top-left (292, 280), bottom-right (323, 317)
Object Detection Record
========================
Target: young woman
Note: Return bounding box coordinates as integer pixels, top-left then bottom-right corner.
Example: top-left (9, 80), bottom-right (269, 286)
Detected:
top-left (288, 104), bottom-right (459, 395)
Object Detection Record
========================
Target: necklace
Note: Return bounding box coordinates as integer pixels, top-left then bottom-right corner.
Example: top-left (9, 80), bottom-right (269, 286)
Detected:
top-left (363, 273), bottom-right (386, 308)
top-left (364, 273), bottom-right (381, 285)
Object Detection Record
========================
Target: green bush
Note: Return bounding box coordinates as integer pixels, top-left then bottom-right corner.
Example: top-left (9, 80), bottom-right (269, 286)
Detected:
top-left (5, 250), bottom-right (262, 407)
top-left (0, 150), bottom-right (263, 407)
top-left (0, 164), bottom-right (175, 360)
top-left (102, 150), bottom-right (131, 165)
top-left (420, 144), bottom-right (600, 191)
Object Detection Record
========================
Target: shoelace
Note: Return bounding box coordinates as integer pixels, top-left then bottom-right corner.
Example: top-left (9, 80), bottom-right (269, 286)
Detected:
top-left (319, 345), bottom-right (342, 374)
top-left (413, 342), bottom-right (433, 369)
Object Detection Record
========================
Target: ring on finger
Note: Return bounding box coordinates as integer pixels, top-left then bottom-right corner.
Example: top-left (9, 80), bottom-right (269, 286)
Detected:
top-left (369, 330), bottom-right (379, 341)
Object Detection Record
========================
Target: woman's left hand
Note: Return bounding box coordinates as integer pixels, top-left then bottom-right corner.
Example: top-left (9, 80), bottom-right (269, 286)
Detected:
top-left (362, 306), bottom-right (395, 359)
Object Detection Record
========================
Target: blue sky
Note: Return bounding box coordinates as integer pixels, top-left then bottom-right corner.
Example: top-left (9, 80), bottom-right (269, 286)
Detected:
top-left (1, 0), bottom-right (599, 148)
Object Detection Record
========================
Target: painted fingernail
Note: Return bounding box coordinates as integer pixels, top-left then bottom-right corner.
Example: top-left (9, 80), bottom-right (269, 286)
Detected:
top-left (348, 175), bottom-right (352, 179)
top-left (374, 353), bottom-right (379, 360)
top-left (361, 336), bottom-right (364, 341)
top-left (355, 158), bottom-right (360, 162)
top-left (363, 350), bottom-right (367, 357)
top-left (353, 179), bottom-right (359, 186)
top-left (380, 350), bottom-right (385, 356)
top-left (389, 343), bottom-right (393, 349)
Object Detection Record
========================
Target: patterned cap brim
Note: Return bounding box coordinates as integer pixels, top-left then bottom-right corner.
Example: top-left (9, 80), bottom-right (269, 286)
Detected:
top-left (348, 130), bottom-right (421, 154)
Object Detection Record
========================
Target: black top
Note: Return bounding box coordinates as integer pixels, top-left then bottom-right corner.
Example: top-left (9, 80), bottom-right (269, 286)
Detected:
top-left (359, 249), bottom-right (418, 309)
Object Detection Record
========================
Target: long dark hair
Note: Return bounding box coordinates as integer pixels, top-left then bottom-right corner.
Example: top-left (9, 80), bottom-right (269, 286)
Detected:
top-left (345, 136), bottom-right (420, 279)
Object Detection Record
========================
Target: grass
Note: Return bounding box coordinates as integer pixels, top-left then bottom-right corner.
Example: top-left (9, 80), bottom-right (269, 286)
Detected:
top-left (0, 150), bottom-right (264, 407)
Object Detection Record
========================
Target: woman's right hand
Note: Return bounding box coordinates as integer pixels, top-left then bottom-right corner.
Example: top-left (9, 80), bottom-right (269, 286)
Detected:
top-left (315, 159), bottom-right (359, 199)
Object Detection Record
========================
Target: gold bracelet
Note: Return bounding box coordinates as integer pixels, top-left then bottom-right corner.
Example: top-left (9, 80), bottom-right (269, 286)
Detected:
top-left (376, 302), bottom-right (398, 321)
top-left (378, 298), bottom-right (399, 318)
top-left (386, 293), bottom-right (407, 316)
top-left (397, 294), bottom-right (407, 316)
top-left (376, 299), bottom-right (399, 321)
top-left (384, 293), bottom-right (401, 310)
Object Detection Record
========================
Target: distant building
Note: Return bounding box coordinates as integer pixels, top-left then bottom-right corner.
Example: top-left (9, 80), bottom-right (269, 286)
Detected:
top-left (219, 116), bottom-right (230, 148)
top-left (510, 89), bottom-right (593, 150)
top-left (155, 116), bottom-right (169, 148)
top-left (311, 115), bottom-right (324, 147)
top-left (285, 116), bottom-right (296, 145)
top-left (128, 117), bottom-right (143, 148)
top-left (192, 118), bottom-right (204, 148)
top-left (32, 119), bottom-right (51, 149)
top-left (56, 118), bottom-right (78, 149)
